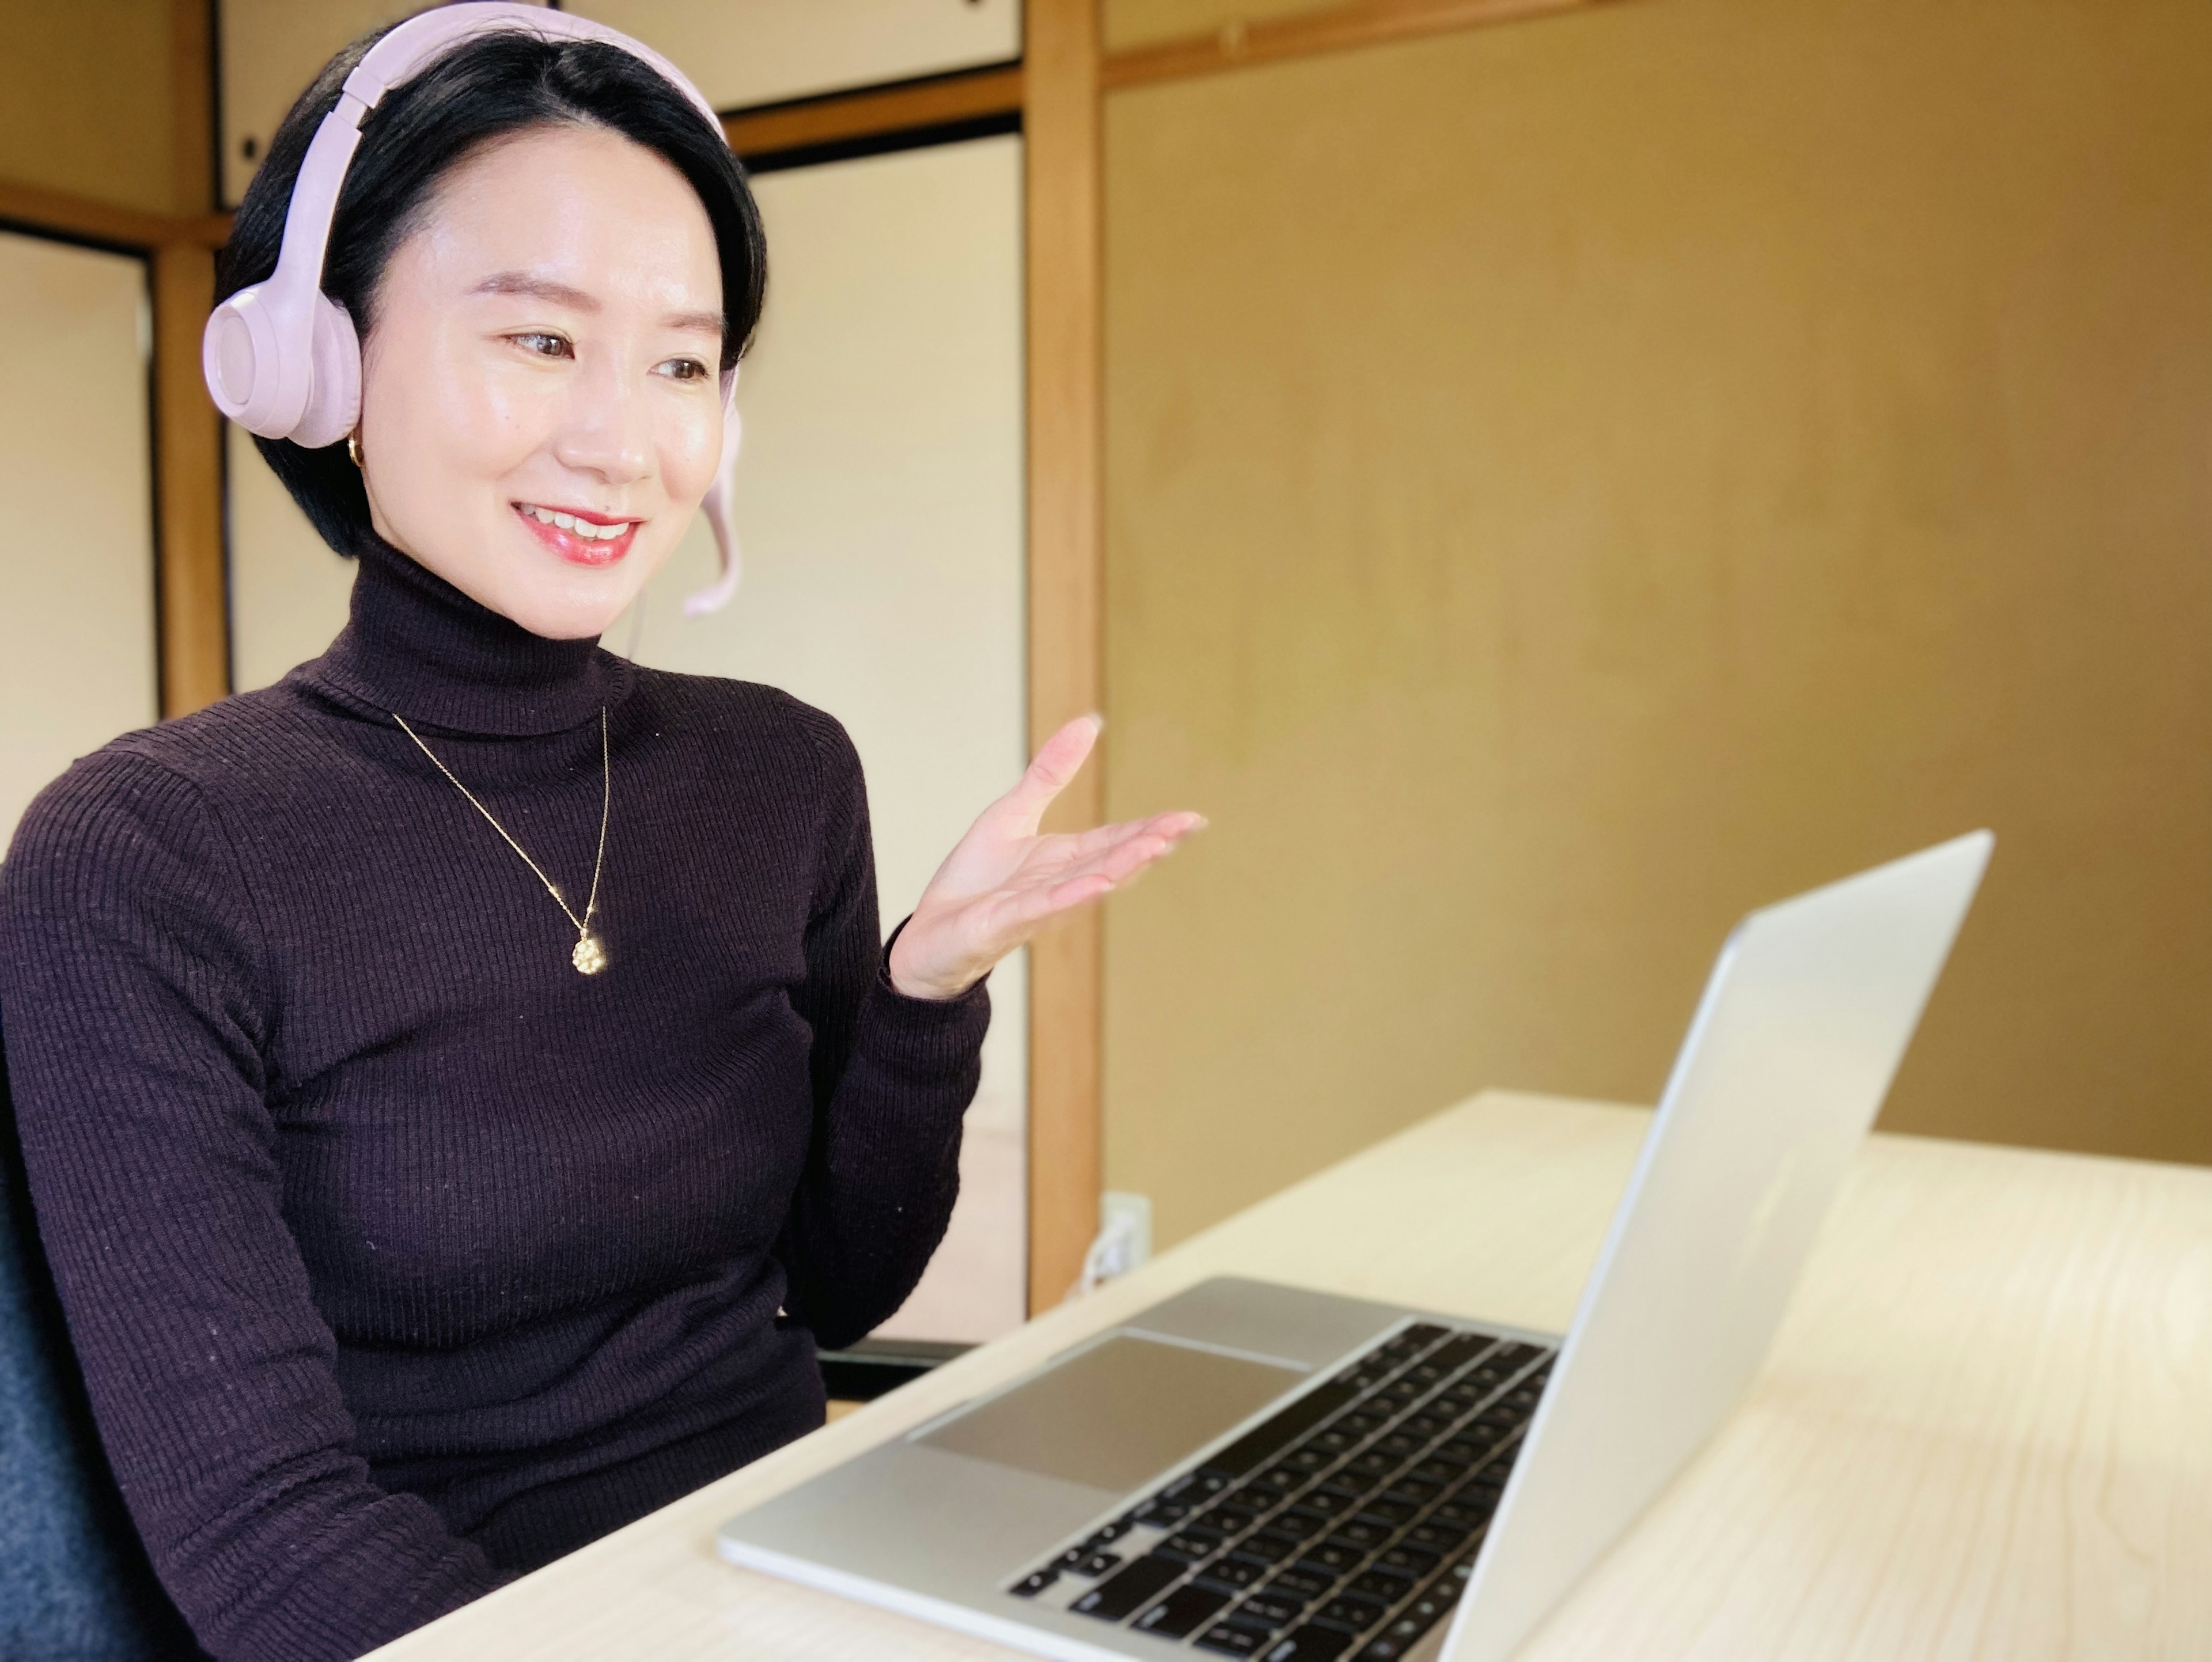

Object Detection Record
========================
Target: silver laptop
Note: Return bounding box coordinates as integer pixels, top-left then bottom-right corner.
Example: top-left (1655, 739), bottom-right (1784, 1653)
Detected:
top-left (721, 832), bottom-right (1993, 1662)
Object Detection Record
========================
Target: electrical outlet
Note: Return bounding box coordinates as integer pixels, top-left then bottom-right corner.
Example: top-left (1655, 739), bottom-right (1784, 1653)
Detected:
top-left (1100, 1191), bottom-right (1152, 1274)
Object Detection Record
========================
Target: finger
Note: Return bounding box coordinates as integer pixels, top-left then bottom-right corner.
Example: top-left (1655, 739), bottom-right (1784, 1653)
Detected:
top-left (993, 715), bottom-right (1103, 833)
top-left (1044, 831), bottom-right (1177, 894)
top-left (1066, 809), bottom-right (1208, 861)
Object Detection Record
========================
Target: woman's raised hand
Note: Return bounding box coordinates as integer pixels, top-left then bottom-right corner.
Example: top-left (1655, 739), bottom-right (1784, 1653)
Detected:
top-left (885, 716), bottom-right (1205, 1001)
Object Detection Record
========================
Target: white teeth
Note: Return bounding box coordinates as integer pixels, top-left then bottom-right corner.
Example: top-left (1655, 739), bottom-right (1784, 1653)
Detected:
top-left (521, 505), bottom-right (627, 540)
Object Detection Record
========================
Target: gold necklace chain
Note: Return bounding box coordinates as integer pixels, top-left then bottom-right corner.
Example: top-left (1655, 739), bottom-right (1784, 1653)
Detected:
top-left (393, 709), bottom-right (612, 976)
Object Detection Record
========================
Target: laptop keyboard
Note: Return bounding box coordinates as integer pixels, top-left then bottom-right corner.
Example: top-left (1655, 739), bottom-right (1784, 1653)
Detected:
top-left (1006, 1322), bottom-right (1556, 1661)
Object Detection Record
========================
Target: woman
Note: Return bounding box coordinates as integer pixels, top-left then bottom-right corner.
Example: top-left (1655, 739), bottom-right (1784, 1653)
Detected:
top-left (0, 17), bottom-right (1197, 1662)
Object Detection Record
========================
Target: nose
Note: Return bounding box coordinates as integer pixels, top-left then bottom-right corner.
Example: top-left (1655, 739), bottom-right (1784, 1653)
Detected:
top-left (550, 348), bottom-right (651, 489)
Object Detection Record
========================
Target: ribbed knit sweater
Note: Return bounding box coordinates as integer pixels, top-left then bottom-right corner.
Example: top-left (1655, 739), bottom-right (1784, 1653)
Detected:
top-left (0, 543), bottom-right (988, 1661)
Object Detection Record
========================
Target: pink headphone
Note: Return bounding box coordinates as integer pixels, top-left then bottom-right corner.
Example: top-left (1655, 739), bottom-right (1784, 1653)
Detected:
top-left (202, 1), bottom-right (745, 615)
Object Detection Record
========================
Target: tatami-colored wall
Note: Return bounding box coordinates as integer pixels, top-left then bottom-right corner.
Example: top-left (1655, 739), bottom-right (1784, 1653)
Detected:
top-left (0, 0), bottom-right (180, 212)
top-left (1101, 0), bottom-right (2212, 1247)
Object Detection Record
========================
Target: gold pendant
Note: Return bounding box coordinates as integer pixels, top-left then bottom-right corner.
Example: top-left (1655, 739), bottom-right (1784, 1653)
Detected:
top-left (572, 933), bottom-right (607, 975)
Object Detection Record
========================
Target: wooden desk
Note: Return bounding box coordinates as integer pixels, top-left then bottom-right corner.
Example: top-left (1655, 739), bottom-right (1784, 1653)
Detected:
top-left (368, 1091), bottom-right (2212, 1661)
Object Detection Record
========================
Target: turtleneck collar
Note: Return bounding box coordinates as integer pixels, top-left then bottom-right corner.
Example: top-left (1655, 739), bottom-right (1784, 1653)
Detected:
top-left (300, 540), bottom-right (632, 737)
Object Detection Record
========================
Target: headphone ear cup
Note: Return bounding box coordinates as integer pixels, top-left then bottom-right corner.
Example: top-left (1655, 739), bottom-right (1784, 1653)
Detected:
top-left (290, 293), bottom-right (362, 451)
top-left (202, 286), bottom-right (293, 436)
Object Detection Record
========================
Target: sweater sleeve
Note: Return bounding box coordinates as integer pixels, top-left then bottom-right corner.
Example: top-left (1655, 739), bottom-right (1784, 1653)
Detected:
top-left (0, 751), bottom-right (504, 1662)
top-left (775, 717), bottom-right (990, 1351)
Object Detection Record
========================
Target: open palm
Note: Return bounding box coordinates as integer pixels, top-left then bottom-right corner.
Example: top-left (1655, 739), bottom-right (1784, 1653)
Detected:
top-left (885, 716), bottom-right (1204, 1001)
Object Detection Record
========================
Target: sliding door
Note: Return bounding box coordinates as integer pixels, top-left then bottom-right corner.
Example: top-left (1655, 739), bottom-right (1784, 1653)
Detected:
top-left (0, 231), bottom-right (158, 846)
top-left (615, 135), bottom-right (1029, 1341)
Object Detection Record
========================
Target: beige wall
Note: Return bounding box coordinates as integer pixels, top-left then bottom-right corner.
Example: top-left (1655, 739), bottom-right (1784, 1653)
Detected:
top-left (1101, 0), bottom-right (2212, 1248)
top-left (0, 231), bottom-right (160, 846)
top-left (0, 0), bottom-right (176, 211)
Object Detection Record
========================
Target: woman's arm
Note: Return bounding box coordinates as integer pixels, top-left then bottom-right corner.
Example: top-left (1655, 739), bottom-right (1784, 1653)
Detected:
top-left (0, 752), bottom-right (504, 1662)
top-left (773, 713), bottom-right (1202, 1346)
top-left (776, 720), bottom-right (989, 1349)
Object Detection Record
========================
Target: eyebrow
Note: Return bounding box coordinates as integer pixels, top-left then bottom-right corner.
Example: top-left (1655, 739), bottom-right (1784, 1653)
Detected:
top-left (472, 272), bottom-right (725, 338)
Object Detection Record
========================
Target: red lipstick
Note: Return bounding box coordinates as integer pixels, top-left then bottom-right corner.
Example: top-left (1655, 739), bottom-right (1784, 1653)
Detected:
top-left (513, 502), bottom-right (641, 567)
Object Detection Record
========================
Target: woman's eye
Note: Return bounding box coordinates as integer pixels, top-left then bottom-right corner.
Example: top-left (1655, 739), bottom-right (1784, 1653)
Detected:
top-left (510, 332), bottom-right (573, 358)
top-left (657, 357), bottom-right (711, 383)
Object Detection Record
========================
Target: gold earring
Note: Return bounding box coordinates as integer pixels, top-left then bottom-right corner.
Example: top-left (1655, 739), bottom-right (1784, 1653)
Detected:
top-left (347, 430), bottom-right (364, 469)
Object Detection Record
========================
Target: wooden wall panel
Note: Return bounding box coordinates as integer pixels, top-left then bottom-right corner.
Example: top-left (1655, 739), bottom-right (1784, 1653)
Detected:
top-left (151, 241), bottom-right (230, 717)
top-left (0, 0), bottom-right (177, 215)
top-left (1101, 0), bottom-right (2212, 1248)
top-left (1024, 0), bottom-right (1105, 1312)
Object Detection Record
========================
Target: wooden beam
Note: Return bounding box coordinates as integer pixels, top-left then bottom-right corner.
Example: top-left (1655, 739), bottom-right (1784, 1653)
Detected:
top-left (152, 243), bottom-right (229, 718)
top-left (722, 63), bottom-right (1024, 165)
top-left (0, 177), bottom-right (225, 251)
top-left (1024, 0), bottom-right (1105, 1314)
top-left (171, 0), bottom-right (217, 217)
top-left (1101, 0), bottom-right (1611, 90)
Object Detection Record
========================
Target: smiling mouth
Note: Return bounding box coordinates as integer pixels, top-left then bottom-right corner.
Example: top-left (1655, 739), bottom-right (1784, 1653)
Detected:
top-left (513, 501), bottom-right (642, 566)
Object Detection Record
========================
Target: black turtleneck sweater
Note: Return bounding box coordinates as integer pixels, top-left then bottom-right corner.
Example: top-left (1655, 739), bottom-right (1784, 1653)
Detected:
top-left (0, 544), bottom-right (988, 1661)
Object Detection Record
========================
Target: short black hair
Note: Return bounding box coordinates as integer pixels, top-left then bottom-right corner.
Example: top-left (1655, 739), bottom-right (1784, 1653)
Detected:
top-left (219, 23), bottom-right (766, 558)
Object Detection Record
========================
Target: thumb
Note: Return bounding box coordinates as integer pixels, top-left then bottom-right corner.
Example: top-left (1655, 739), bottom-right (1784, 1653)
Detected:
top-left (997, 714), bottom-right (1102, 834)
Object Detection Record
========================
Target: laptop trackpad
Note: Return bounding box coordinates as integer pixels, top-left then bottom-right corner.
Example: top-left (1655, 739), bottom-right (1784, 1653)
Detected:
top-left (916, 1333), bottom-right (1304, 1494)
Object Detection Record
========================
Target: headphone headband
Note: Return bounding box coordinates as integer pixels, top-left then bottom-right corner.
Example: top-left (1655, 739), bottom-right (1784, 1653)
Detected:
top-left (204, 2), bottom-right (746, 615)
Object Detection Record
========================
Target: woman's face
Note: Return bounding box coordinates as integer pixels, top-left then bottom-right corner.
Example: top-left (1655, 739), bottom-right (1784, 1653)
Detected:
top-left (357, 123), bottom-right (725, 639)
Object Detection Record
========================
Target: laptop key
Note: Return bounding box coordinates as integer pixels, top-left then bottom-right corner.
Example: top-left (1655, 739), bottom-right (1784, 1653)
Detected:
top-left (1350, 1568), bottom-right (1414, 1602)
top-left (1159, 1528), bottom-right (1229, 1562)
top-left (1271, 1508), bottom-right (1330, 1539)
top-left (1330, 1519), bottom-right (1393, 1553)
top-left (1425, 1334), bottom-right (1494, 1375)
top-left (1196, 1624), bottom-right (1272, 1656)
top-left (1313, 1593), bottom-right (1391, 1633)
top-left (1270, 1565), bottom-right (1337, 1600)
top-left (1236, 1590), bottom-right (1306, 1629)
top-left (1353, 1591), bottom-right (1454, 1660)
top-left (1012, 1569), bottom-right (1058, 1597)
top-left (1203, 1506), bottom-right (1260, 1536)
top-left (1198, 1557), bottom-right (1264, 1591)
top-left (1137, 1583), bottom-right (1233, 1640)
top-left (1319, 1468), bottom-right (1384, 1500)
top-left (1377, 1543), bottom-right (1440, 1578)
top-left (1072, 1553), bottom-right (1183, 1622)
top-left (1169, 1471), bottom-right (1235, 1502)
top-left (1263, 1623), bottom-right (1358, 1660)
top-left (1234, 1478), bottom-right (1296, 1513)
top-left (1298, 1539), bottom-right (1368, 1576)
top-left (1206, 1383), bottom-right (1360, 1479)
top-left (1355, 1497), bottom-right (1418, 1528)
top-left (1404, 1520), bottom-right (1472, 1552)
top-left (1233, 1532), bottom-right (1299, 1565)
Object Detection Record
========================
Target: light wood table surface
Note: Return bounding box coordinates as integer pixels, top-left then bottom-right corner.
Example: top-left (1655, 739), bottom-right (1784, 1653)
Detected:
top-left (368, 1090), bottom-right (2212, 1661)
